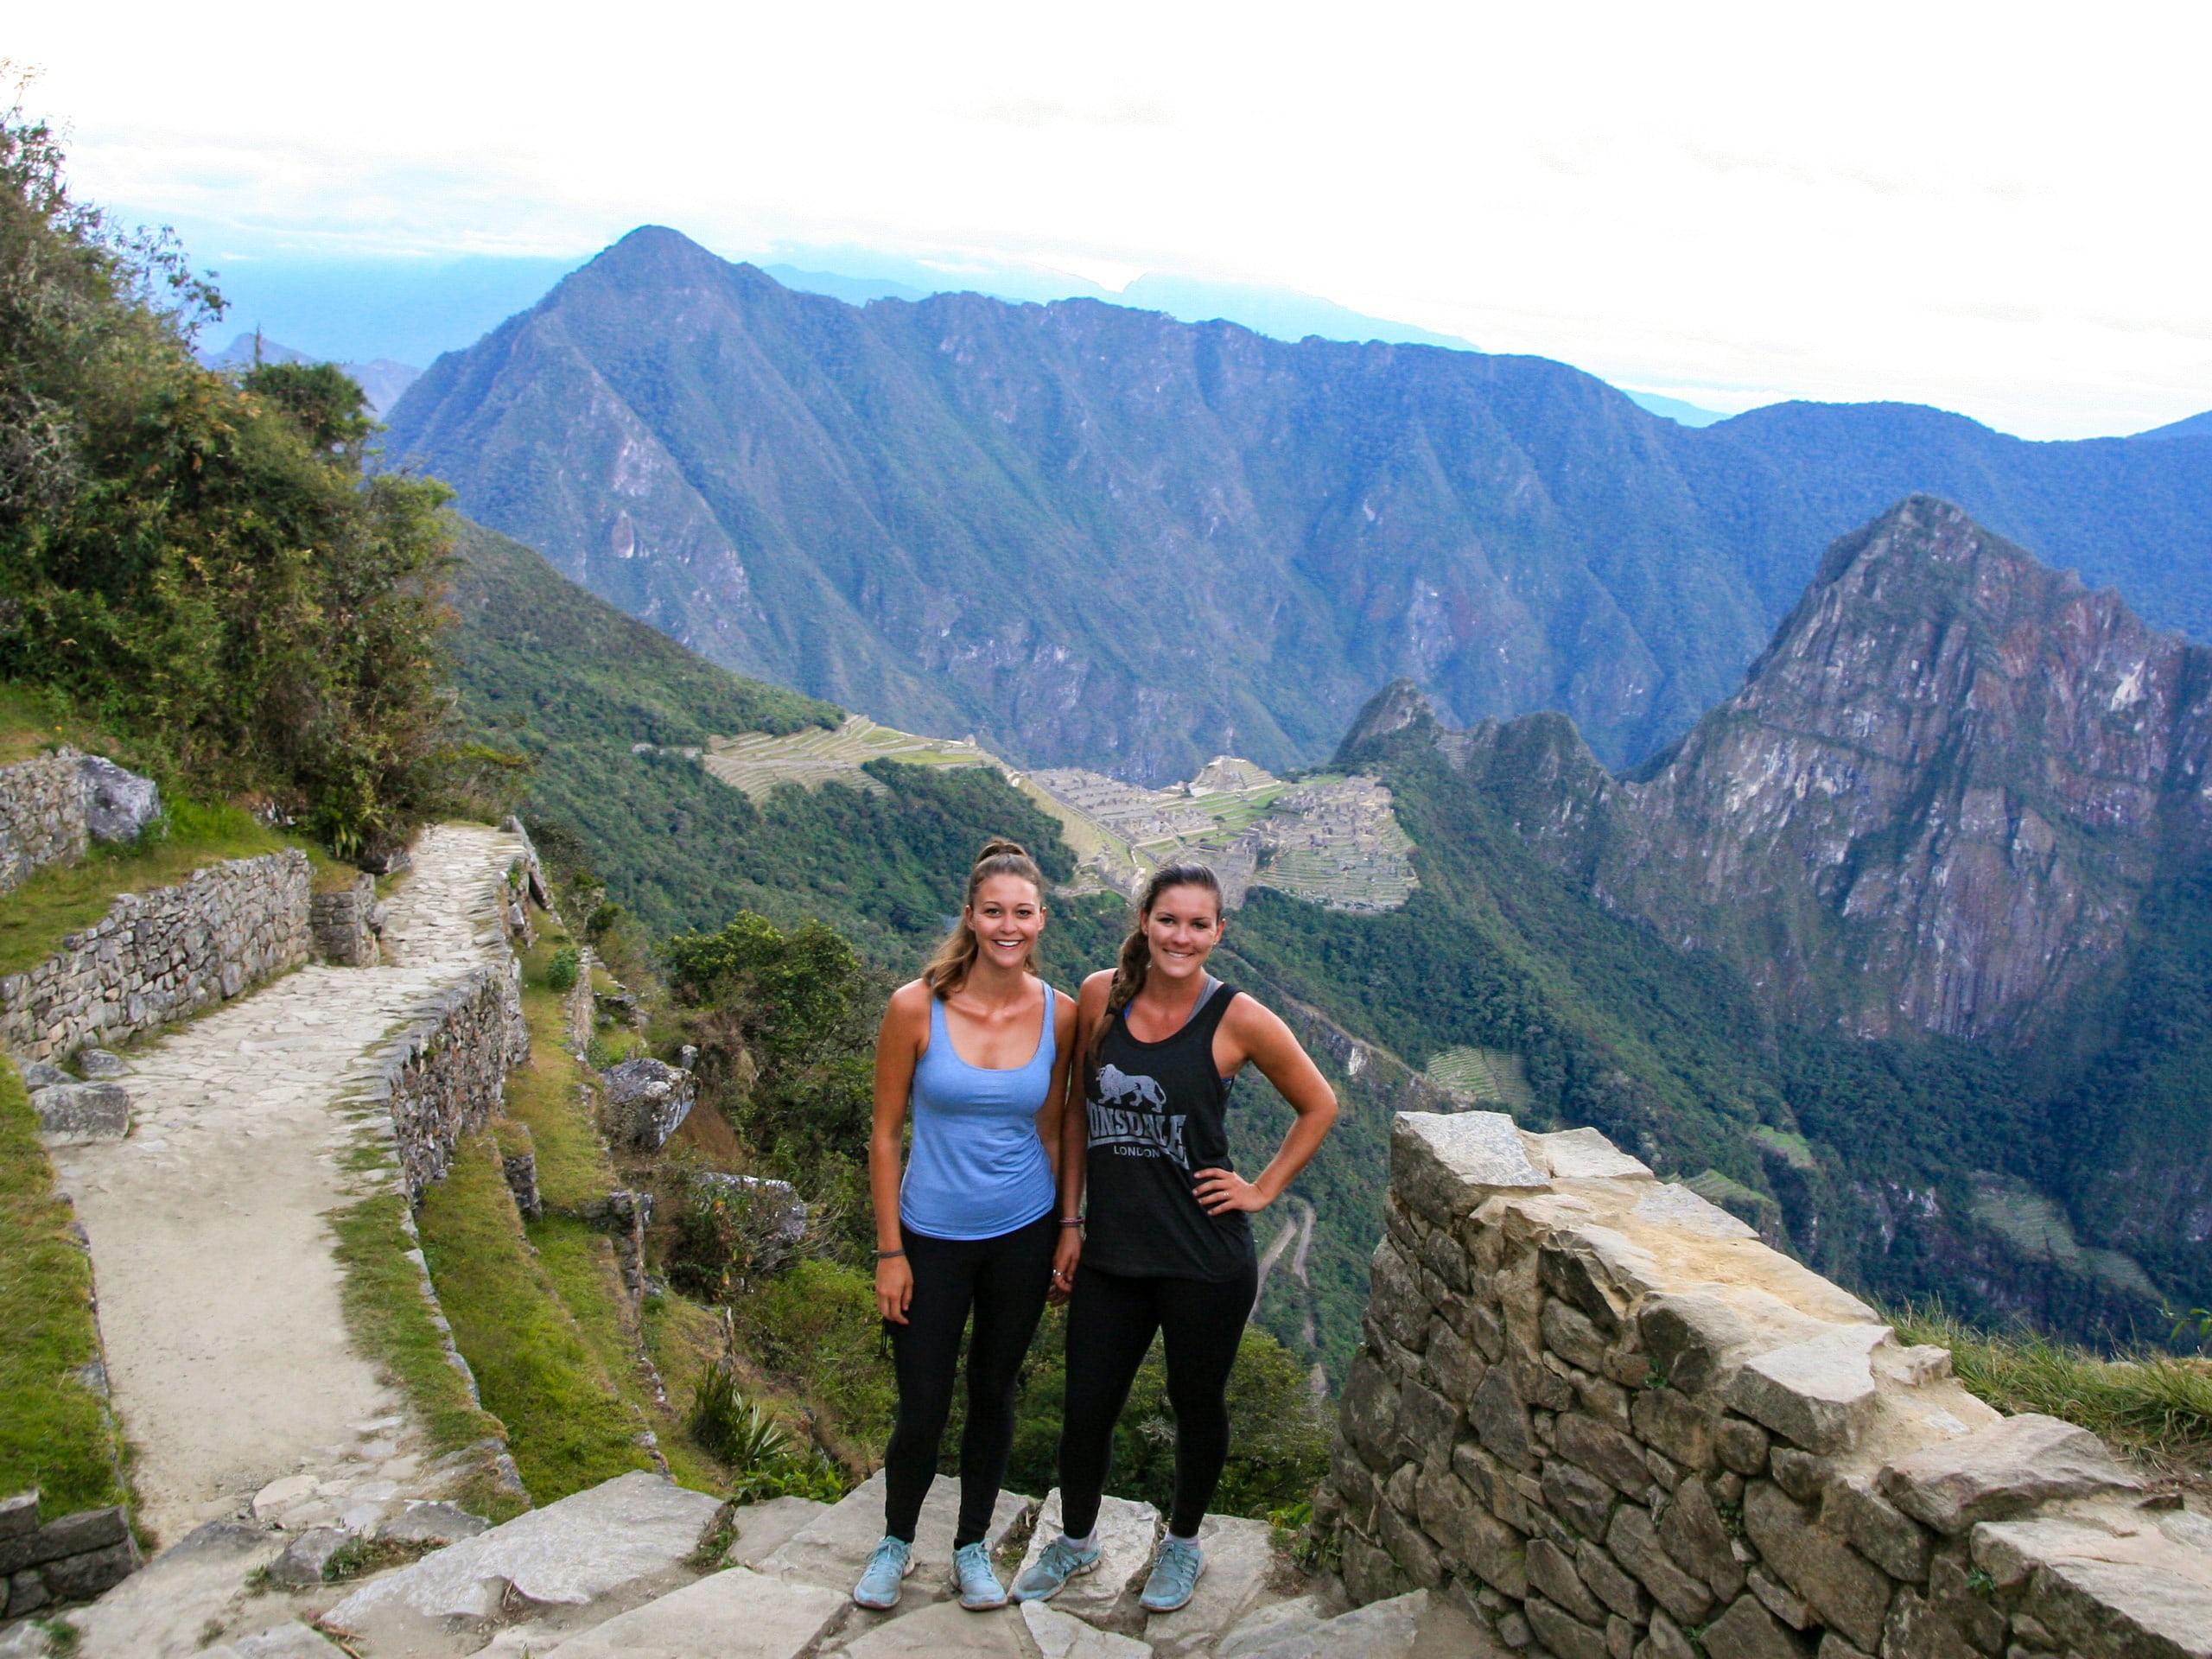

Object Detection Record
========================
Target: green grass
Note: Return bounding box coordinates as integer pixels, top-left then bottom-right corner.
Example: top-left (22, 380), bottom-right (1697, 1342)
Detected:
top-left (0, 798), bottom-right (349, 980)
top-left (416, 1130), bottom-right (654, 1503)
top-left (0, 1062), bottom-right (125, 1517)
top-left (327, 1192), bottom-right (524, 1519)
top-left (1892, 1304), bottom-right (2212, 1471)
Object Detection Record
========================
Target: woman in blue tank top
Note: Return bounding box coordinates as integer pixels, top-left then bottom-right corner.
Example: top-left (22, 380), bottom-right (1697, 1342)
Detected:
top-left (855, 838), bottom-right (1078, 1614)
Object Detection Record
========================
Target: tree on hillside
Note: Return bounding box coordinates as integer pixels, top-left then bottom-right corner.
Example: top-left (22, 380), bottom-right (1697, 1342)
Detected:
top-left (0, 75), bottom-right (456, 854)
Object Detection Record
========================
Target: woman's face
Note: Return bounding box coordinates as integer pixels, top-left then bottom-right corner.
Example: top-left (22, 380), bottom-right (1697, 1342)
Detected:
top-left (967, 873), bottom-right (1045, 974)
top-left (1141, 884), bottom-right (1223, 986)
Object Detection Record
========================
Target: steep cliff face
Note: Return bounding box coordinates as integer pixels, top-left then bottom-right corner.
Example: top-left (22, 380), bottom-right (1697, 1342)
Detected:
top-left (385, 229), bottom-right (2212, 785)
top-left (1357, 497), bottom-right (2212, 1045)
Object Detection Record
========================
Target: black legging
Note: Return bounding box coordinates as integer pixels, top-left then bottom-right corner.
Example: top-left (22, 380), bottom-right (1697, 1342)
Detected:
top-left (1057, 1258), bottom-right (1259, 1540)
top-left (882, 1212), bottom-right (1057, 1548)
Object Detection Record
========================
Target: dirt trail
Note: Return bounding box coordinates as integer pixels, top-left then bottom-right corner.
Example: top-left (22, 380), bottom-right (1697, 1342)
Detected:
top-left (49, 823), bottom-right (523, 1547)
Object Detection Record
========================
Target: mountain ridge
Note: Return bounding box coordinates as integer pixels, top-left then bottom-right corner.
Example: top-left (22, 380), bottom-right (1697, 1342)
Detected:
top-left (386, 227), bottom-right (2212, 785)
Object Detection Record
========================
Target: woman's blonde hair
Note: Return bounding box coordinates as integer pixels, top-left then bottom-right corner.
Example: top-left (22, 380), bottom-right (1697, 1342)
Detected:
top-left (921, 838), bottom-right (1047, 997)
top-left (1088, 862), bottom-right (1223, 1067)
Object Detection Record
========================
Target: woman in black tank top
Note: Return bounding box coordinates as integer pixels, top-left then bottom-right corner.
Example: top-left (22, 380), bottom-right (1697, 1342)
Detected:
top-left (1013, 863), bottom-right (1338, 1615)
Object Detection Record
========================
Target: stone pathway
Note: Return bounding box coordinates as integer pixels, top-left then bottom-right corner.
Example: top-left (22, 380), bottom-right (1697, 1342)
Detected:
top-left (48, 823), bottom-right (524, 1548)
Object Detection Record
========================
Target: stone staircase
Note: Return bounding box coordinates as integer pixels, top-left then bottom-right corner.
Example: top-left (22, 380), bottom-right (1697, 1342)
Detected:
top-left (34, 1465), bottom-right (1494, 1659)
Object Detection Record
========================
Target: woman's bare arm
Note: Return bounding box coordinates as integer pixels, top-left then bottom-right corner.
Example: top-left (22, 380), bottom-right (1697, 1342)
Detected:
top-left (869, 981), bottom-right (931, 1322)
top-left (1192, 995), bottom-right (1338, 1216)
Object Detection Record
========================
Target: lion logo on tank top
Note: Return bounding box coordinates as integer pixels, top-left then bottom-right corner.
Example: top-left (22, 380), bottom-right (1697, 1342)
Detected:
top-left (1089, 1064), bottom-right (1187, 1168)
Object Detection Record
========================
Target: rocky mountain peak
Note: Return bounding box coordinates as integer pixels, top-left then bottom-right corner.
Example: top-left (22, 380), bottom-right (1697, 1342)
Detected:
top-left (1337, 678), bottom-right (1440, 760)
top-left (1433, 496), bottom-right (2212, 1043)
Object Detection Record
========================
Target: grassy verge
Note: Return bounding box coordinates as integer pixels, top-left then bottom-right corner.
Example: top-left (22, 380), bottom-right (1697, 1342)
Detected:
top-left (0, 1062), bottom-right (125, 1516)
top-left (1893, 1305), bottom-right (2212, 1473)
top-left (416, 1128), bottom-right (654, 1502)
top-left (0, 797), bottom-right (352, 981)
top-left (505, 937), bottom-right (732, 1491)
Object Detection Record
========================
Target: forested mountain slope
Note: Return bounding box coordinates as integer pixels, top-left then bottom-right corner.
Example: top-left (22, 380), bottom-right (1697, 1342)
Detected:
top-left (447, 516), bottom-right (1119, 968)
top-left (387, 226), bottom-right (2212, 785)
top-left (1415, 495), bottom-right (2212, 1046)
top-left (448, 505), bottom-right (2197, 1375)
top-left (1313, 497), bottom-right (2212, 1348)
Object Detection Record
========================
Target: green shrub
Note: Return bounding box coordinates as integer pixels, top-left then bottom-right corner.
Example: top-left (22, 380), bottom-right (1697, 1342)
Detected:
top-left (544, 946), bottom-right (581, 994)
top-left (690, 1358), bottom-right (790, 1470)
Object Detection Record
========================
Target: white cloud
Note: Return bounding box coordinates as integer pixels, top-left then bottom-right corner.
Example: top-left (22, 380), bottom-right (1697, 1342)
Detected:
top-left (14, 0), bottom-right (2211, 437)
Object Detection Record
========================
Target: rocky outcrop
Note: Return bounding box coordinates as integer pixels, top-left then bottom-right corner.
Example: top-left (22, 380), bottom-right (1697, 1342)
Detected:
top-left (1319, 1109), bottom-right (2212, 1659)
top-left (0, 851), bottom-right (315, 1065)
top-left (1351, 497), bottom-right (2212, 1045)
top-left (600, 1054), bottom-right (695, 1149)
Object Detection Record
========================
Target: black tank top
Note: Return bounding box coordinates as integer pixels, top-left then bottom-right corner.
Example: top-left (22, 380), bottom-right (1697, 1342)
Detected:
top-left (1084, 978), bottom-right (1255, 1281)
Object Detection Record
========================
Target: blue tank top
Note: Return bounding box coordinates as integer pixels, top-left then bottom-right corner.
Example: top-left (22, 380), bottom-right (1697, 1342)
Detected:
top-left (899, 983), bottom-right (1058, 1241)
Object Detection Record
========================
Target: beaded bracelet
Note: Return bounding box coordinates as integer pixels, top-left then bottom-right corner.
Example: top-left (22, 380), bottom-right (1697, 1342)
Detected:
top-left (874, 1249), bottom-right (906, 1260)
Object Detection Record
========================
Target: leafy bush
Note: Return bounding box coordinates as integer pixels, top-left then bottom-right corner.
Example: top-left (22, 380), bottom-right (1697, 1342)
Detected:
top-left (543, 946), bottom-right (581, 994)
top-left (0, 90), bottom-right (456, 851)
top-left (668, 1177), bottom-right (804, 1302)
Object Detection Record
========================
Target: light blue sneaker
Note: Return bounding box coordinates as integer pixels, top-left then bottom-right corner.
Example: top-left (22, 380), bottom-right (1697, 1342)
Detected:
top-left (853, 1535), bottom-right (914, 1609)
top-left (1011, 1533), bottom-right (1102, 1603)
top-left (953, 1540), bottom-right (1009, 1610)
top-left (1140, 1534), bottom-right (1204, 1613)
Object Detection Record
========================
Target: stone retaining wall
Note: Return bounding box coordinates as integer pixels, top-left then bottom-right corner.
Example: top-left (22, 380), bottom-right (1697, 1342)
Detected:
top-left (0, 851), bottom-right (314, 1063)
top-left (0, 750), bottom-right (91, 896)
top-left (310, 872), bottom-right (382, 966)
top-left (359, 957), bottom-right (530, 1201)
top-left (1319, 1112), bottom-right (2212, 1659)
top-left (0, 1492), bottom-right (137, 1618)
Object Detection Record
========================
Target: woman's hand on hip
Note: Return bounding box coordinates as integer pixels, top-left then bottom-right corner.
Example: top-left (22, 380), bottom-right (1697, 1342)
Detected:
top-left (1049, 1228), bottom-right (1082, 1306)
top-left (876, 1254), bottom-right (913, 1325)
top-left (1193, 1167), bottom-right (1269, 1215)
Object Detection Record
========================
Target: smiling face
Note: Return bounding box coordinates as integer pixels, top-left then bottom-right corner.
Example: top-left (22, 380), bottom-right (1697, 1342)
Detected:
top-left (966, 872), bottom-right (1046, 974)
top-left (1141, 882), bottom-right (1224, 988)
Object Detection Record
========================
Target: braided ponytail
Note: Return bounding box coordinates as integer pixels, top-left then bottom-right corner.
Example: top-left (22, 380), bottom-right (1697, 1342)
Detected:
top-left (922, 837), bottom-right (1047, 997)
top-left (1088, 861), bottom-right (1223, 1067)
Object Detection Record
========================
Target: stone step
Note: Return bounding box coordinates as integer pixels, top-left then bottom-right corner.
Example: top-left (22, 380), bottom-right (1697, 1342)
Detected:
top-left (1025, 1599), bottom-right (1157, 1659)
top-left (536, 1565), bottom-right (848, 1659)
top-left (834, 1598), bottom-right (1027, 1658)
top-left (756, 1470), bottom-right (1033, 1606)
top-left (1014, 1490), bottom-right (1161, 1635)
top-left (1224, 1589), bottom-right (1499, 1659)
top-left (321, 1470), bottom-right (723, 1644)
top-left (1143, 1514), bottom-right (1280, 1659)
top-left (724, 1493), bottom-right (833, 1567)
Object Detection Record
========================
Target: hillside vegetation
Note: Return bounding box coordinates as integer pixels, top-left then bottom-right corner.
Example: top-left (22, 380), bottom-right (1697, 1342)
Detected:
top-left (0, 99), bottom-right (457, 855)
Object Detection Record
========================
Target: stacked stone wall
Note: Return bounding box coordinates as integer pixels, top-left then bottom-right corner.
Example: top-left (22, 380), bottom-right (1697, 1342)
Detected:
top-left (0, 749), bottom-right (92, 896)
top-left (0, 851), bottom-right (314, 1063)
top-left (310, 871), bottom-right (382, 965)
top-left (0, 1493), bottom-right (137, 1618)
top-left (1321, 1112), bottom-right (2212, 1659)
top-left (359, 957), bottom-right (530, 1201)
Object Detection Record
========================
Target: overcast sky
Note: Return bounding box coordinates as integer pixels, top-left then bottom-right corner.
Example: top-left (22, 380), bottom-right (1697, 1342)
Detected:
top-left (16, 0), bottom-right (2209, 438)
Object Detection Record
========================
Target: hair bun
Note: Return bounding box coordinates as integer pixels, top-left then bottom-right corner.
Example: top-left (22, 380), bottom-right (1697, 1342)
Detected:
top-left (976, 836), bottom-right (1029, 864)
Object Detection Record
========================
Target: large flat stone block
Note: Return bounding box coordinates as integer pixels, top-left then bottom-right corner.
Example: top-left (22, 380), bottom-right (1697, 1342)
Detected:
top-left (1724, 1325), bottom-right (1887, 1454)
top-left (760, 1469), bottom-right (1032, 1605)
top-left (1016, 1489), bottom-right (1160, 1635)
top-left (1390, 1113), bottom-right (1547, 1224)
top-left (1879, 1414), bottom-right (2139, 1534)
top-left (551, 1566), bottom-right (849, 1659)
top-left (324, 1470), bottom-right (723, 1628)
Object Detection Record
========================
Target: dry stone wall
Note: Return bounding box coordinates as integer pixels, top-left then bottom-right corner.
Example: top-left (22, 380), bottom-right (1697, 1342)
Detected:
top-left (310, 871), bottom-right (383, 965)
top-left (360, 957), bottom-right (530, 1201)
top-left (1319, 1112), bottom-right (2212, 1659)
top-left (0, 749), bottom-right (92, 894)
top-left (0, 851), bottom-right (314, 1063)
